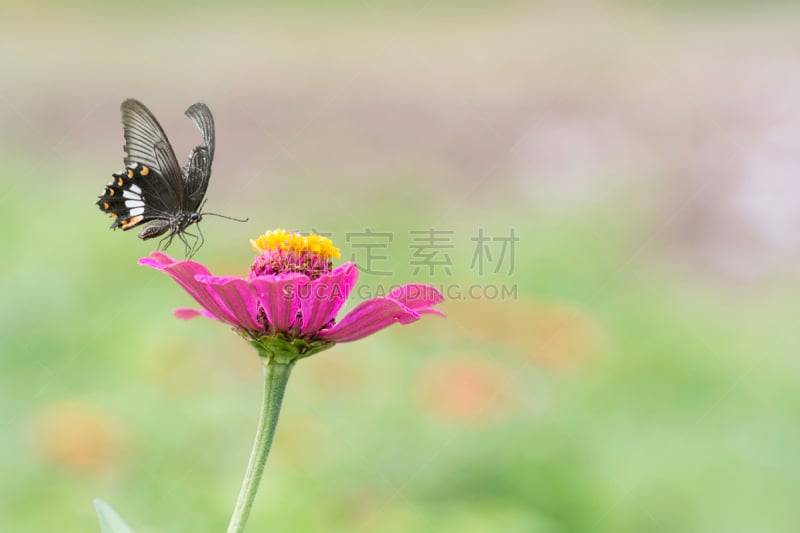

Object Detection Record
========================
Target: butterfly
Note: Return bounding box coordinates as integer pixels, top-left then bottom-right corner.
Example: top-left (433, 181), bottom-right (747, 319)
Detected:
top-left (97, 99), bottom-right (238, 258)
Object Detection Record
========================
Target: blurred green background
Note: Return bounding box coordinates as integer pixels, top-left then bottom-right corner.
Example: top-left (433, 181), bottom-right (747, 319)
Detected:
top-left (2, 1), bottom-right (800, 531)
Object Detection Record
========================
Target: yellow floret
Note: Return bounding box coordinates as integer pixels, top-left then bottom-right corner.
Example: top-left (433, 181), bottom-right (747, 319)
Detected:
top-left (250, 229), bottom-right (340, 259)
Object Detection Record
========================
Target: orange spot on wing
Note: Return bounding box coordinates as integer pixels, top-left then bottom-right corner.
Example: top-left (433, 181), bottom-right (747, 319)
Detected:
top-left (127, 169), bottom-right (134, 179)
top-left (140, 166), bottom-right (149, 176)
top-left (121, 215), bottom-right (143, 229)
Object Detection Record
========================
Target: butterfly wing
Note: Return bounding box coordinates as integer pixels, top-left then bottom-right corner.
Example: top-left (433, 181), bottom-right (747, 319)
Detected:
top-left (121, 99), bottom-right (185, 211)
top-left (97, 163), bottom-right (176, 232)
top-left (183, 102), bottom-right (215, 211)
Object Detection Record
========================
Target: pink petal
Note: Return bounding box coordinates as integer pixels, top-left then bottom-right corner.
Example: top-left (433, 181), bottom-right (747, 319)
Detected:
top-left (139, 252), bottom-right (239, 326)
top-left (317, 298), bottom-right (420, 343)
top-left (299, 263), bottom-right (359, 336)
top-left (139, 251), bottom-right (174, 267)
top-left (174, 308), bottom-right (217, 321)
top-left (250, 274), bottom-right (309, 333)
top-left (388, 284), bottom-right (446, 317)
top-left (195, 275), bottom-right (262, 332)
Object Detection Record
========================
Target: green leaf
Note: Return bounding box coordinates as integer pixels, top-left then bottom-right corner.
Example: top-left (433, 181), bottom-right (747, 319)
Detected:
top-left (93, 499), bottom-right (134, 533)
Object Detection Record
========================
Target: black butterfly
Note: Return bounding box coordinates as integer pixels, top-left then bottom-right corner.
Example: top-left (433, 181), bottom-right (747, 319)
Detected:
top-left (97, 99), bottom-right (225, 258)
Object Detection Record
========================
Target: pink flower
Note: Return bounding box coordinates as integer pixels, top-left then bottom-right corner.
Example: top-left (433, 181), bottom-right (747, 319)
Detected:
top-left (140, 230), bottom-right (445, 359)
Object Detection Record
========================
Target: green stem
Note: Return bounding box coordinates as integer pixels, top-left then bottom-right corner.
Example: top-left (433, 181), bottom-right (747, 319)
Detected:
top-left (227, 359), bottom-right (294, 533)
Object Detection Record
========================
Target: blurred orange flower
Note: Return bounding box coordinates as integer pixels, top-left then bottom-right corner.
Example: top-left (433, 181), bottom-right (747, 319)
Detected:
top-left (449, 299), bottom-right (605, 369)
top-left (32, 399), bottom-right (125, 474)
top-left (416, 355), bottom-right (517, 424)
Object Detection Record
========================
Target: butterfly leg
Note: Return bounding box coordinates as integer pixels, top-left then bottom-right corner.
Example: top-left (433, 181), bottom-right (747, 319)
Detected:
top-left (179, 225), bottom-right (205, 259)
top-left (158, 231), bottom-right (176, 252)
top-left (177, 231), bottom-right (193, 258)
top-left (194, 223), bottom-right (206, 257)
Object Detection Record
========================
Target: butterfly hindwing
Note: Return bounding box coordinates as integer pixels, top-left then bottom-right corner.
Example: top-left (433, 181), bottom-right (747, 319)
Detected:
top-left (96, 163), bottom-right (174, 231)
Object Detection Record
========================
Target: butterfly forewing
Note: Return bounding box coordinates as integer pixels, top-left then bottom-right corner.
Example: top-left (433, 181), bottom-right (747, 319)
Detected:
top-left (184, 103), bottom-right (215, 211)
top-left (121, 99), bottom-right (185, 210)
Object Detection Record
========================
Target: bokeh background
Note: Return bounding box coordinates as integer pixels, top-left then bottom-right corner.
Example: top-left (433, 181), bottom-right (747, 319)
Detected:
top-left (2, 1), bottom-right (800, 531)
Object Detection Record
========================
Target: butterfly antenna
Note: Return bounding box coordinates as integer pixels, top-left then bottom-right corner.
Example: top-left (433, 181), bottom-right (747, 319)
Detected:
top-left (198, 198), bottom-right (248, 223)
top-left (202, 212), bottom-right (249, 223)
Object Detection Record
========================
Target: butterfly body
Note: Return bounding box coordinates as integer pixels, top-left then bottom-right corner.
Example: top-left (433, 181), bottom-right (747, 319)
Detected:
top-left (97, 99), bottom-right (215, 257)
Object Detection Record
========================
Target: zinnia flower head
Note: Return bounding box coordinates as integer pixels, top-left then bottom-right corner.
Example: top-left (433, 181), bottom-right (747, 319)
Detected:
top-left (249, 229), bottom-right (340, 279)
top-left (140, 229), bottom-right (445, 361)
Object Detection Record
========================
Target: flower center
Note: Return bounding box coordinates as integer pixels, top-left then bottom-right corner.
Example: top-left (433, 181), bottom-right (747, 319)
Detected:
top-left (249, 229), bottom-right (341, 279)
